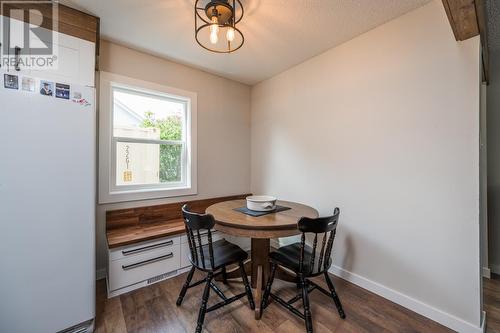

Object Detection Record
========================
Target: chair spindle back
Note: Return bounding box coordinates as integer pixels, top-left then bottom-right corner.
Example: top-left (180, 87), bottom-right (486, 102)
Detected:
top-left (182, 204), bottom-right (216, 270)
top-left (298, 208), bottom-right (340, 275)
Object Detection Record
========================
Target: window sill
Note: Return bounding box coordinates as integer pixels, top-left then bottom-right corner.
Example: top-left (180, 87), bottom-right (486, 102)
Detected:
top-left (99, 186), bottom-right (197, 204)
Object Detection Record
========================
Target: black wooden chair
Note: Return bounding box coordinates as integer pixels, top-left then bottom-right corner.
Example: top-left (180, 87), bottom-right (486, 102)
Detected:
top-left (176, 204), bottom-right (255, 333)
top-left (261, 208), bottom-right (345, 333)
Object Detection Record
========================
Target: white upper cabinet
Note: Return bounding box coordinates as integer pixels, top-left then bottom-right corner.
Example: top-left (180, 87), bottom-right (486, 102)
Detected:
top-left (29, 33), bottom-right (96, 87)
top-left (1, 15), bottom-right (95, 87)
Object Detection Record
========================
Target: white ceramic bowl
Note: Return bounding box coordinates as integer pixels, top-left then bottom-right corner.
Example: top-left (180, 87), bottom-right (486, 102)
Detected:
top-left (246, 195), bottom-right (277, 212)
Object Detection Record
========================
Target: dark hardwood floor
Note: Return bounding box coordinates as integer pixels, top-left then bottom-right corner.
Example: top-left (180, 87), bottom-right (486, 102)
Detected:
top-left (96, 269), bottom-right (458, 333)
top-left (485, 274), bottom-right (500, 333)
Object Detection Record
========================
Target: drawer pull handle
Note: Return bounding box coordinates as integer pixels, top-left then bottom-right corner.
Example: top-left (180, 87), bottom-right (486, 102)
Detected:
top-left (122, 253), bottom-right (174, 271)
top-left (122, 240), bottom-right (174, 256)
top-left (14, 46), bottom-right (21, 71)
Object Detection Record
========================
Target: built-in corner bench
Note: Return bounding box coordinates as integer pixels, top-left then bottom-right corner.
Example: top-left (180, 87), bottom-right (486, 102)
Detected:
top-left (106, 194), bottom-right (249, 297)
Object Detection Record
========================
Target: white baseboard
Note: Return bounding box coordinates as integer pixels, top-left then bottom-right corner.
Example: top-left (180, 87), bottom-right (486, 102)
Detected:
top-left (107, 267), bottom-right (189, 298)
top-left (482, 267), bottom-right (491, 279)
top-left (96, 268), bottom-right (107, 281)
top-left (329, 265), bottom-right (482, 333)
top-left (491, 264), bottom-right (500, 275)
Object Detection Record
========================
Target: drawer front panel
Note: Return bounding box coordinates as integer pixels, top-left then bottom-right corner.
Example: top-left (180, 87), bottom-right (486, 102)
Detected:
top-left (110, 235), bottom-right (180, 261)
top-left (108, 245), bottom-right (181, 292)
top-left (180, 232), bottom-right (223, 268)
top-left (180, 242), bottom-right (190, 268)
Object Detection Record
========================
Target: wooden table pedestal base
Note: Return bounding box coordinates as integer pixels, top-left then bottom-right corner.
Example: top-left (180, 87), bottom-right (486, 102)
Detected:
top-left (215, 238), bottom-right (297, 319)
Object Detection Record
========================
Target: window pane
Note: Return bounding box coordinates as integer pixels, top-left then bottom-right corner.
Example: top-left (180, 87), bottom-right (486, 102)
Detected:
top-left (113, 88), bottom-right (184, 141)
top-left (116, 142), bottom-right (183, 186)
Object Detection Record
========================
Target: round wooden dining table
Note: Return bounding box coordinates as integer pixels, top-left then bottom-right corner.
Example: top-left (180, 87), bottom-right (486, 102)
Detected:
top-left (206, 199), bottom-right (318, 319)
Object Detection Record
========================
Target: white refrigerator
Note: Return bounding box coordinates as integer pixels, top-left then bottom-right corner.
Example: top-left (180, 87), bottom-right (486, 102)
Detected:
top-left (0, 77), bottom-right (96, 333)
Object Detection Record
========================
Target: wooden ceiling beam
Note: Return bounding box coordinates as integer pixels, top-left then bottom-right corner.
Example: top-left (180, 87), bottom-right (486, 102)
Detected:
top-left (442, 0), bottom-right (489, 83)
top-left (474, 0), bottom-right (489, 83)
top-left (442, 0), bottom-right (479, 40)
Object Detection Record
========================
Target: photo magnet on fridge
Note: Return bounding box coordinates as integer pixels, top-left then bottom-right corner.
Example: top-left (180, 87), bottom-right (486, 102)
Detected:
top-left (71, 89), bottom-right (91, 107)
top-left (55, 83), bottom-right (70, 99)
top-left (4, 74), bottom-right (19, 90)
top-left (21, 77), bottom-right (36, 92)
top-left (40, 80), bottom-right (54, 96)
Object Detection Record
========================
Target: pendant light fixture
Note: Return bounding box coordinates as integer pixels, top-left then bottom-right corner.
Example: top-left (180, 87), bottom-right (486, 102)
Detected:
top-left (194, 0), bottom-right (244, 53)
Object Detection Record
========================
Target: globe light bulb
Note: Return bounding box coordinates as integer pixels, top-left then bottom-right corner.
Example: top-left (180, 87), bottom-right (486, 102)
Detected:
top-left (210, 31), bottom-right (218, 44)
top-left (210, 16), bottom-right (219, 35)
top-left (209, 15), bottom-right (219, 44)
top-left (226, 27), bottom-right (235, 42)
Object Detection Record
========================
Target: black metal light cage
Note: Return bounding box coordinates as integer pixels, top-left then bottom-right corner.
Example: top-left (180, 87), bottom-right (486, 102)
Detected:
top-left (194, 0), bottom-right (244, 53)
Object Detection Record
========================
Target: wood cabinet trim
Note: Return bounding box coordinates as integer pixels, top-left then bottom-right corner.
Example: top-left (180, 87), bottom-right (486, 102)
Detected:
top-left (1, 3), bottom-right (99, 43)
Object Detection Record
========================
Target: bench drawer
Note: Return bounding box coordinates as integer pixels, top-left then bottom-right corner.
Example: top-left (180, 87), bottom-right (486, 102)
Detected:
top-left (109, 235), bottom-right (180, 261)
top-left (108, 244), bottom-right (181, 292)
top-left (180, 242), bottom-right (190, 268)
top-left (180, 231), bottom-right (223, 268)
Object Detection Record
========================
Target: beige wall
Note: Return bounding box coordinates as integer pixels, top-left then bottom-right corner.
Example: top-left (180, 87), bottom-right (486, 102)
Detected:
top-left (250, 1), bottom-right (481, 331)
top-left (97, 2), bottom-right (483, 330)
top-left (96, 41), bottom-right (251, 274)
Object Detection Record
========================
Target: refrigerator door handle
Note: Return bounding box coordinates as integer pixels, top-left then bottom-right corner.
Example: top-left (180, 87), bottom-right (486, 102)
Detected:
top-left (14, 46), bottom-right (21, 71)
top-left (122, 253), bottom-right (174, 271)
top-left (121, 240), bottom-right (174, 256)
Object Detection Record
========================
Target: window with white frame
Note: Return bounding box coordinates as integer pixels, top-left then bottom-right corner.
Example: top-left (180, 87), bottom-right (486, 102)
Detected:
top-left (99, 72), bottom-right (197, 203)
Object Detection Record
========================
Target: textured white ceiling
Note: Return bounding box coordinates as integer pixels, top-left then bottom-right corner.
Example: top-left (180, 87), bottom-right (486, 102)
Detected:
top-left (65, 0), bottom-right (431, 85)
